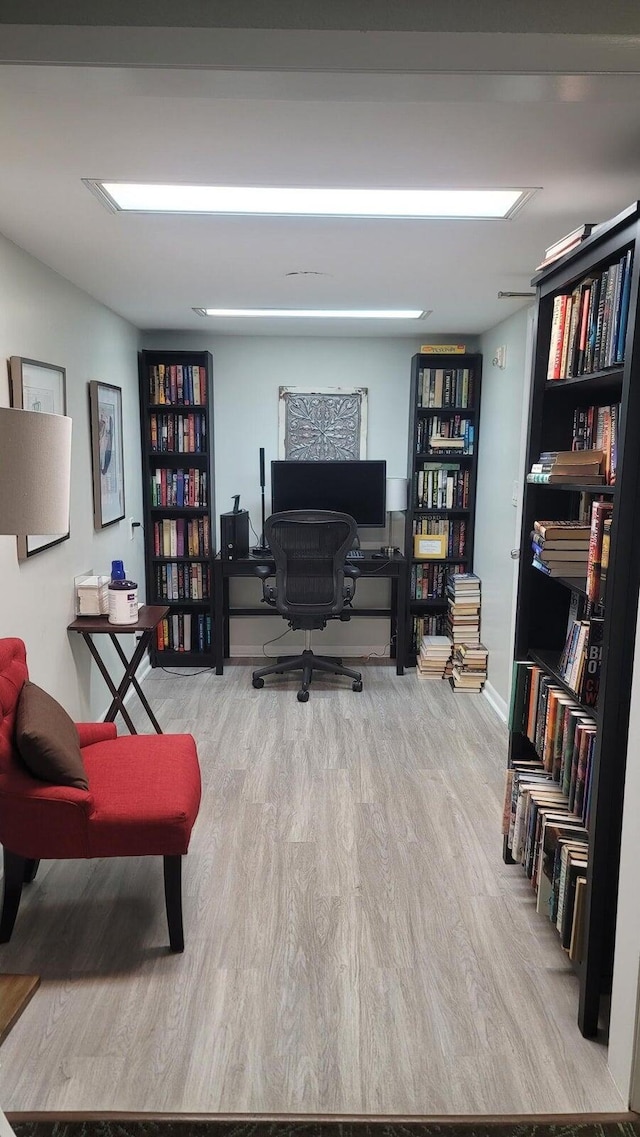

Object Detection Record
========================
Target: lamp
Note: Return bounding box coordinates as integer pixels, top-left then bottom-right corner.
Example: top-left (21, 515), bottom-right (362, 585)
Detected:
top-left (0, 406), bottom-right (72, 535)
top-left (0, 404), bottom-right (72, 1044)
top-left (384, 476), bottom-right (408, 554)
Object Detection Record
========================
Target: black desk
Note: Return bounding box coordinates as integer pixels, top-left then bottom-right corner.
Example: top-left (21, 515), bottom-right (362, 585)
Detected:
top-left (213, 553), bottom-right (407, 676)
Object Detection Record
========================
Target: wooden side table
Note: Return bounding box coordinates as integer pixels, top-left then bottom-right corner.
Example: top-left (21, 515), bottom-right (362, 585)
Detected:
top-left (68, 605), bottom-right (169, 734)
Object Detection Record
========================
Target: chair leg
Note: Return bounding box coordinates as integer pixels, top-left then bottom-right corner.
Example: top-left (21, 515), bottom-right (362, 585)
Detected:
top-left (24, 859), bottom-right (40, 884)
top-left (163, 855), bottom-right (184, 952)
top-left (0, 850), bottom-right (27, 943)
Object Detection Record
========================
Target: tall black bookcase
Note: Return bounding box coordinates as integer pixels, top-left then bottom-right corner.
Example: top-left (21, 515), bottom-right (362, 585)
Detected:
top-left (138, 349), bottom-right (216, 667)
top-left (508, 201), bottom-right (640, 1037)
top-left (404, 351), bottom-right (482, 664)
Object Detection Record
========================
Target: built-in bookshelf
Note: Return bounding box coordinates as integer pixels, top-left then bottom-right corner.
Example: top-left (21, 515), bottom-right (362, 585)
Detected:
top-left (507, 201), bottom-right (640, 1038)
top-left (138, 349), bottom-right (216, 667)
top-left (404, 352), bottom-right (482, 661)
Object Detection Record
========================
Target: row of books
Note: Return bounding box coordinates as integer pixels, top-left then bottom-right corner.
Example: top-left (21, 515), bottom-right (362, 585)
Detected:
top-left (450, 642), bottom-right (487, 693)
top-left (151, 468), bottom-right (208, 508)
top-left (416, 634), bottom-right (452, 679)
top-left (503, 759), bottom-right (588, 958)
top-left (416, 367), bottom-right (476, 409)
top-left (153, 517), bottom-right (211, 559)
top-left (526, 448), bottom-right (604, 487)
top-left (412, 516), bottom-right (467, 559)
top-left (509, 661), bottom-right (597, 822)
top-left (410, 562), bottom-right (465, 600)
top-left (546, 249), bottom-right (632, 380)
top-left (572, 404), bottom-right (618, 485)
top-left (410, 613), bottom-right (447, 654)
top-left (447, 572), bottom-right (481, 648)
top-left (150, 412), bottom-right (207, 454)
top-left (416, 416), bottom-right (474, 455)
top-left (414, 465), bottom-right (470, 510)
top-left (156, 612), bottom-right (212, 654)
top-left (148, 363), bottom-right (208, 406)
top-left (154, 561), bottom-right (211, 602)
top-left (558, 618), bottom-right (604, 707)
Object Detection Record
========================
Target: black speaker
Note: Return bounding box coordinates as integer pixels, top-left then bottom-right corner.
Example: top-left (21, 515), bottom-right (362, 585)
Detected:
top-left (220, 509), bottom-right (249, 560)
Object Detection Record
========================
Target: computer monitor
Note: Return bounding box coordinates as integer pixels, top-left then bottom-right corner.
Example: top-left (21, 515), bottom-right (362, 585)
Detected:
top-left (271, 460), bottom-right (387, 527)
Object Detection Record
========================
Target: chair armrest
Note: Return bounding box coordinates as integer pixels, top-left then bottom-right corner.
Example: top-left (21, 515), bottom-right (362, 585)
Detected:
top-left (344, 564), bottom-right (361, 580)
top-left (254, 564), bottom-right (277, 605)
top-left (76, 722), bottom-right (118, 748)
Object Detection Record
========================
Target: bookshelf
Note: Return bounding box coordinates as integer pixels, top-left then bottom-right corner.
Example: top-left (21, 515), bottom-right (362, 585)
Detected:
top-left (138, 349), bottom-right (216, 667)
top-left (403, 352), bottom-right (482, 662)
top-left (508, 201), bottom-right (640, 1037)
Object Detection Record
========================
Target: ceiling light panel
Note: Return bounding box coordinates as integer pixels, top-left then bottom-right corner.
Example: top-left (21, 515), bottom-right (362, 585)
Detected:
top-left (194, 309), bottom-right (426, 319)
top-left (87, 182), bottom-right (534, 220)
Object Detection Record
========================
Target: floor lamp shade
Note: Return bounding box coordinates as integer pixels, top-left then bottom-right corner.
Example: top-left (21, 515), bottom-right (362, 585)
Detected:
top-left (0, 406), bottom-right (72, 535)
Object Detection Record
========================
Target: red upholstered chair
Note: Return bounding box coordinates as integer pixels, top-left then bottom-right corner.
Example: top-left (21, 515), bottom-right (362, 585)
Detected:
top-left (0, 638), bottom-right (201, 951)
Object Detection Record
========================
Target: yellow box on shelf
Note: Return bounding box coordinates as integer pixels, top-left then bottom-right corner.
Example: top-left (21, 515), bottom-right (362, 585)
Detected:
top-left (414, 533), bottom-right (447, 559)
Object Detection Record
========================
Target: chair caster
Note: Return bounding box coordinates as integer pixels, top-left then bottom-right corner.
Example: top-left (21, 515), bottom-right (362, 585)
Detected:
top-left (297, 689), bottom-right (310, 703)
top-left (252, 676), bottom-right (265, 689)
top-left (352, 679), bottom-right (363, 692)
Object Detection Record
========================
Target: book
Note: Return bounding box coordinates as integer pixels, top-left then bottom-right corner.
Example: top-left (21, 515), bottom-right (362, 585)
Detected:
top-left (420, 344), bottom-right (466, 354)
top-left (598, 517), bottom-right (612, 606)
top-left (586, 500), bottom-right (614, 603)
top-left (533, 521), bottom-right (591, 540)
top-left (569, 875), bottom-right (587, 961)
top-left (527, 472), bottom-right (604, 485)
top-left (536, 223), bottom-right (596, 271)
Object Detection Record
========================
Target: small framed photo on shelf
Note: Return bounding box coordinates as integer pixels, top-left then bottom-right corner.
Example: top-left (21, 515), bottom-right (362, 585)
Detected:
top-left (89, 380), bottom-right (125, 528)
top-left (9, 355), bottom-right (69, 559)
top-left (414, 533), bottom-right (447, 559)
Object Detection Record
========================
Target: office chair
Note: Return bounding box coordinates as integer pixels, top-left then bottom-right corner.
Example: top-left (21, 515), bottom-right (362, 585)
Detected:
top-left (251, 510), bottom-right (363, 702)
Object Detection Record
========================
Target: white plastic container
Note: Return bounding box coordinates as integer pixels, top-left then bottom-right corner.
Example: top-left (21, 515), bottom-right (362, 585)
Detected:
top-left (108, 579), bottom-right (139, 624)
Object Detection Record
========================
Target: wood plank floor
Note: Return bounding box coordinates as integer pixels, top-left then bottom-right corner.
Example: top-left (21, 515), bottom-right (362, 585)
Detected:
top-left (0, 663), bottom-right (624, 1114)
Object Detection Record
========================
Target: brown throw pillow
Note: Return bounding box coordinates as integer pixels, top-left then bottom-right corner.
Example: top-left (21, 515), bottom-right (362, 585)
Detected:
top-left (15, 681), bottom-right (89, 790)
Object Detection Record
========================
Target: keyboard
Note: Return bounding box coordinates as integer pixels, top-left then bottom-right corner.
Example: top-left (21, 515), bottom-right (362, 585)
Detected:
top-left (346, 549), bottom-right (365, 559)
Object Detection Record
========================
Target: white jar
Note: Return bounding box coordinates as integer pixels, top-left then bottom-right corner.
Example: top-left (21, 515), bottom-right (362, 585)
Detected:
top-left (108, 579), bottom-right (139, 624)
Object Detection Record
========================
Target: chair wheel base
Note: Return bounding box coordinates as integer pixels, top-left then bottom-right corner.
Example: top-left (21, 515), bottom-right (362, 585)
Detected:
top-left (297, 689), bottom-right (310, 703)
top-left (352, 679), bottom-right (363, 692)
top-left (252, 676), bottom-right (265, 689)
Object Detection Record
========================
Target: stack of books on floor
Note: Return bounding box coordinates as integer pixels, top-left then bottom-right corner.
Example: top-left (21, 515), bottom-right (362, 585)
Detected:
top-left (531, 520), bottom-right (591, 580)
top-left (526, 449), bottom-right (604, 485)
top-left (416, 634), bottom-right (452, 679)
top-left (451, 643), bottom-right (488, 693)
top-left (447, 572), bottom-right (481, 645)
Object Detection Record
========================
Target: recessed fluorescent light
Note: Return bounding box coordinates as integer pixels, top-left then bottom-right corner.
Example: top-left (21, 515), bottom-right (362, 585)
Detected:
top-left (86, 181), bottom-right (534, 220)
top-left (194, 308), bottom-right (426, 319)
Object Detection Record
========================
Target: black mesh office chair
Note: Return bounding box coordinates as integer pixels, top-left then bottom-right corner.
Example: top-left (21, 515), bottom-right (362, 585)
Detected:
top-left (251, 510), bottom-right (363, 702)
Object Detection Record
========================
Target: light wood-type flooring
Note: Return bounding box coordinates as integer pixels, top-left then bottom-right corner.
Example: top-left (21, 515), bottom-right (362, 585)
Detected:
top-left (0, 663), bottom-right (624, 1113)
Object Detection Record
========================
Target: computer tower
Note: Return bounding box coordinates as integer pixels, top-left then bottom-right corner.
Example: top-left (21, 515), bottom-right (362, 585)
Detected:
top-left (220, 509), bottom-right (249, 560)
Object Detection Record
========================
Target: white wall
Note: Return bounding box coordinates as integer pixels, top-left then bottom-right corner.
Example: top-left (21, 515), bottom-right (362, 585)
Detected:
top-left (0, 232), bottom-right (144, 719)
top-left (142, 331), bottom-right (432, 655)
top-left (476, 306), bottom-right (532, 715)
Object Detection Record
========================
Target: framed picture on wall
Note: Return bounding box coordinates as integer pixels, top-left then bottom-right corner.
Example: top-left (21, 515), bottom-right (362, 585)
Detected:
top-left (9, 355), bottom-right (69, 559)
top-left (89, 380), bottom-right (125, 528)
top-left (278, 386), bottom-right (368, 460)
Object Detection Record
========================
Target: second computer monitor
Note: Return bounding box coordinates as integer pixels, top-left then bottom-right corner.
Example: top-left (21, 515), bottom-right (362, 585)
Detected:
top-left (271, 460), bottom-right (386, 527)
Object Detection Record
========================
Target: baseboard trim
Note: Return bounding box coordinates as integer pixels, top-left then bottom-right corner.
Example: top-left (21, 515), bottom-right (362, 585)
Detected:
top-left (231, 646), bottom-right (388, 659)
top-left (483, 680), bottom-right (508, 723)
top-left (7, 1110), bottom-right (639, 1123)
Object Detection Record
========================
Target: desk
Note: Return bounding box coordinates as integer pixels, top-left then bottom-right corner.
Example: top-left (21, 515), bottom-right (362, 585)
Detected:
top-left (213, 553), bottom-right (407, 676)
top-left (68, 605), bottom-right (169, 734)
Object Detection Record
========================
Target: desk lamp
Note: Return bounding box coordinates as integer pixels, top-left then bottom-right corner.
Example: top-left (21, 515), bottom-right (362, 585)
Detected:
top-left (0, 404), bottom-right (72, 1042)
top-left (383, 476), bottom-right (408, 555)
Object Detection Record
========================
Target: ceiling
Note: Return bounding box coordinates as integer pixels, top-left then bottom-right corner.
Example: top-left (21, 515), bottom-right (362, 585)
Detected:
top-left (1, 42), bottom-right (640, 337)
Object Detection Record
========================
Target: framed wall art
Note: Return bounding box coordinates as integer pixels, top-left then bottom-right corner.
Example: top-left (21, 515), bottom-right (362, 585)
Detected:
top-left (9, 355), bottom-right (69, 559)
top-left (278, 386), bottom-right (368, 460)
top-left (89, 380), bottom-right (125, 528)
